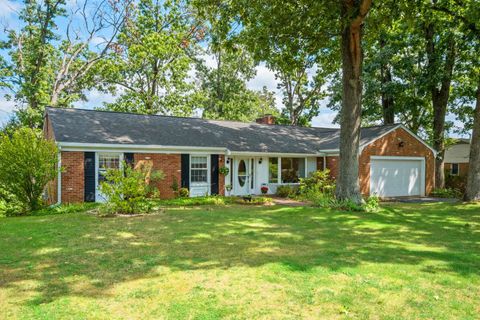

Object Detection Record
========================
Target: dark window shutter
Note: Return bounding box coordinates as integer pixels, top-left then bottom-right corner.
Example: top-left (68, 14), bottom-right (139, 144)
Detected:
top-left (84, 152), bottom-right (96, 202)
top-left (181, 154), bottom-right (190, 189)
top-left (211, 155), bottom-right (219, 195)
top-left (124, 153), bottom-right (134, 167)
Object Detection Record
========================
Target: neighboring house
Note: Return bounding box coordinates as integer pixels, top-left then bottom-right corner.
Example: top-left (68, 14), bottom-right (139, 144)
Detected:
top-left (43, 107), bottom-right (436, 203)
top-left (444, 138), bottom-right (471, 178)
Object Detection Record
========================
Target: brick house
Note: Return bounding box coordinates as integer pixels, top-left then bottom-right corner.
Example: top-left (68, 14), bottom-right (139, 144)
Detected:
top-left (44, 107), bottom-right (436, 204)
top-left (444, 139), bottom-right (471, 191)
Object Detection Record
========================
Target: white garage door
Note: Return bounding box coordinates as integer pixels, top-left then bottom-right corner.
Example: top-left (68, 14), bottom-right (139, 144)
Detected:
top-left (370, 157), bottom-right (425, 197)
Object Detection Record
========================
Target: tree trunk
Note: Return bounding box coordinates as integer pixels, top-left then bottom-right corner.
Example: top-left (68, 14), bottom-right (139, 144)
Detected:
top-left (380, 37), bottom-right (395, 125)
top-left (464, 81), bottom-right (480, 201)
top-left (381, 66), bottom-right (395, 124)
top-left (425, 25), bottom-right (456, 189)
top-left (336, 0), bottom-right (372, 204)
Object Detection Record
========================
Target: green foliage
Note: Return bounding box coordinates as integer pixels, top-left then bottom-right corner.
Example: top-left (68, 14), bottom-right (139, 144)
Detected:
top-left (170, 178), bottom-right (179, 192)
top-left (0, 128), bottom-right (58, 212)
top-left (276, 185), bottom-right (298, 198)
top-left (298, 170), bottom-right (336, 197)
top-left (431, 188), bottom-right (463, 199)
top-left (100, 0), bottom-right (198, 116)
top-left (178, 187), bottom-right (190, 198)
top-left (30, 202), bottom-right (99, 217)
top-left (218, 166), bottom-right (230, 176)
top-left (99, 161), bottom-right (165, 215)
top-left (0, 185), bottom-right (23, 217)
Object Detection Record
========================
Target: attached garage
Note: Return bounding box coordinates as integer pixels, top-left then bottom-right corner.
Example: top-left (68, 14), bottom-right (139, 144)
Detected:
top-left (370, 156), bottom-right (426, 197)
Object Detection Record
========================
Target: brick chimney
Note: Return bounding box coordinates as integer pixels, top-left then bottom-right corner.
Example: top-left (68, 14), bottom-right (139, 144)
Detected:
top-left (255, 114), bottom-right (275, 125)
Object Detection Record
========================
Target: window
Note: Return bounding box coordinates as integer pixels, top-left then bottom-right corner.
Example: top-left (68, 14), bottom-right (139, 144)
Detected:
top-left (451, 163), bottom-right (459, 176)
top-left (98, 153), bottom-right (121, 183)
top-left (281, 158), bottom-right (305, 183)
top-left (269, 158), bottom-right (278, 183)
top-left (191, 156), bottom-right (208, 183)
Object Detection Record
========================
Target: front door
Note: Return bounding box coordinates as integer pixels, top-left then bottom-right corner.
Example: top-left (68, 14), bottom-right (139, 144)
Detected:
top-left (234, 158), bottom-right (250, 195)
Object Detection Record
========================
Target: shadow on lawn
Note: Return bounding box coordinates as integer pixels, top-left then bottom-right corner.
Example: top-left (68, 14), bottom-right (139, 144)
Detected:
top-left (0, 203), bottom-right (479, 305)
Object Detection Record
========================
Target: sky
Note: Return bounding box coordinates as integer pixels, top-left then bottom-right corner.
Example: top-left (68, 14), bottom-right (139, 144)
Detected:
top-left (0, 0), bottom-right (339, 128)
top-left (0, 0), bottom-right (468, 137)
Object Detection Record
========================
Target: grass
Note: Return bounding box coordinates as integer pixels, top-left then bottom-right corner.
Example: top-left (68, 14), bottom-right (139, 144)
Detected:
top-left (0, 202), bottom-right (479, 319)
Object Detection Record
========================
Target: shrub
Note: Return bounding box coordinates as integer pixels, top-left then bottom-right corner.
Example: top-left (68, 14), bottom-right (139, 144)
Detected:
top-left (0, 128), bottom-right (58, 213)
top-left (276, 185), bottom-right (297, 198)
top-left (364, 196), bottom-right (380, 212)
top-left (445, 173), bottom-right (467, 194)
top-left (298, 170), bottom-right (335, 197)
top-left (431, 188), bottom-right (462, 199)
top-left (234, 196), bottom-right (272, 205)
top-left (178, 187), bottom-right (189, 198)
top-left (99, 161), bottom-right (164, 214)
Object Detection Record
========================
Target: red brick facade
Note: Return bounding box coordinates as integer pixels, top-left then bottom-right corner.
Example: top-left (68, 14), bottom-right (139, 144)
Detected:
top-left (133, 153), bottom-right (181, 199)
top-left (219, 155), bottom-right (226, 196)
top-left (359, 127), bottom-right (435, 195)
top-left (444, 163), bottom-right (469, 177)
top-left (61, 151), bottom-right (85, 203)
top-left (54, 128), bottom-right (434, 202)
top-left (317, 127), bottom-right (435, 196)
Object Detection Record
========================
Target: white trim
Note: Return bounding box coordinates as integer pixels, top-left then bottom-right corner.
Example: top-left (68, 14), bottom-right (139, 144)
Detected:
top-left (189, 154), bottom-right (211, 197)
top-left (317, 125), bottom-right (437, 157)
top-left (360, 125), bottom-right (437, 156)
top-left (450, 163), bottom-right (460, 176)
top-left (370, 156), bottom-right (426, 197)
top-left (57, 152), bottom-right (62, 205)
top-left (58, 142), bottom-right (227, 154)
top-left (95, 152), bottom-right (124, 202)
top-left (230, 151), bottom-right (324, 157)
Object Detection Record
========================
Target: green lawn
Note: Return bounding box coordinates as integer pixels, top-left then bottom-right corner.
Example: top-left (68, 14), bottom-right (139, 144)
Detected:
top-left (0, 202), bottom-right (479, 319)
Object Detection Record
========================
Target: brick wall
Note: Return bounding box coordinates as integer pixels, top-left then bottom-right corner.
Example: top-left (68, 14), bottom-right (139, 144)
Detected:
top-left (444, 163), bottom-right (469, 177)
top-left (359, 127), bottom-right (435, 196)
top-left (317, 156), bottom-right (339, 180)
top-left (133, 153), bottom-right (181, 199)
top-left (218, 155), bottom-right (225, 196)
top-left (61, 151), bottom-right (85, 203)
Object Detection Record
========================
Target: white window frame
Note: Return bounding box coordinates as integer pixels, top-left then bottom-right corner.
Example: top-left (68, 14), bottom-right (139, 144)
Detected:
top-left (189, 155), bottom-right (210, 196)
top-left (269, 157), bottom-right (307, 185)
top-left (450, 163), bottom-right (460, 176)
top-left (95, 152), bottom-right (123, 202)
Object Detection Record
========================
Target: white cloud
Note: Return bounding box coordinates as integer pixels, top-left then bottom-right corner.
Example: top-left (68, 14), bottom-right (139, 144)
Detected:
top-left (73, 89), bottom-right (117, 109)
top-left (0, 0), bottom-right (20, 18)
top-left (312, 109), bottom-right (339, 128)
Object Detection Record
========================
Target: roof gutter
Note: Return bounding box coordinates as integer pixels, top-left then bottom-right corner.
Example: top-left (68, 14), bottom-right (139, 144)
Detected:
top-left (58, 142), bottom-right (228, 154)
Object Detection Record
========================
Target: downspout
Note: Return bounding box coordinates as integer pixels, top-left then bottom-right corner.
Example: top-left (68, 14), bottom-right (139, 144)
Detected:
top-left (323, 155), bottom-right (327, 171)
top-left (56, 149), bottom-right (62, 205)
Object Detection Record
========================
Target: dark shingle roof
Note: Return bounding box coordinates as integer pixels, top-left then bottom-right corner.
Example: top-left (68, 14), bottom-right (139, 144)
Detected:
top-left (46, 107), bottom-right (400, 154)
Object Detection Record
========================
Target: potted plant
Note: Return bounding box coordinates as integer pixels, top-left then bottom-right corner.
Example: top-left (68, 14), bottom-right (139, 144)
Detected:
top-left (225, 184), bottom-right (233, 196)
top-left (219, 166), bottom-right (230, 176)
top-left (260, 184), bottom-right (269, 194)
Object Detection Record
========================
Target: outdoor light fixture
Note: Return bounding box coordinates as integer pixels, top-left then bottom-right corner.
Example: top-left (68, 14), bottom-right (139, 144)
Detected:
top-left (398, 141), bottom-right (405, 148)
top-left (259, 158), bottom-right (263, 164)
top-left (226, 158), bottom-right (230, 164)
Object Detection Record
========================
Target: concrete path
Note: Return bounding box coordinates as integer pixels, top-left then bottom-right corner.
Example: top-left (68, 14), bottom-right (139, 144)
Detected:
top-left (382, 197), bottom-right (459, 204)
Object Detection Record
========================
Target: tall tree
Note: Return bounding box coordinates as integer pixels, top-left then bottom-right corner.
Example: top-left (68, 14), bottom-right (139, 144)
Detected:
top-left (465, 81), bottom-right (480, 201)
top-left (335, 0), bottom-right (372, 203)
top-left (432, 0), bottom-right (480, 200)
top-left (1, 0), bottom-right (129, 128)
top-left (424, 16), bottom-right (457, 189)
top-left (100, 0), bottom-right (201, 116)
top-left (194, 8), bottom-right (278, 121)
